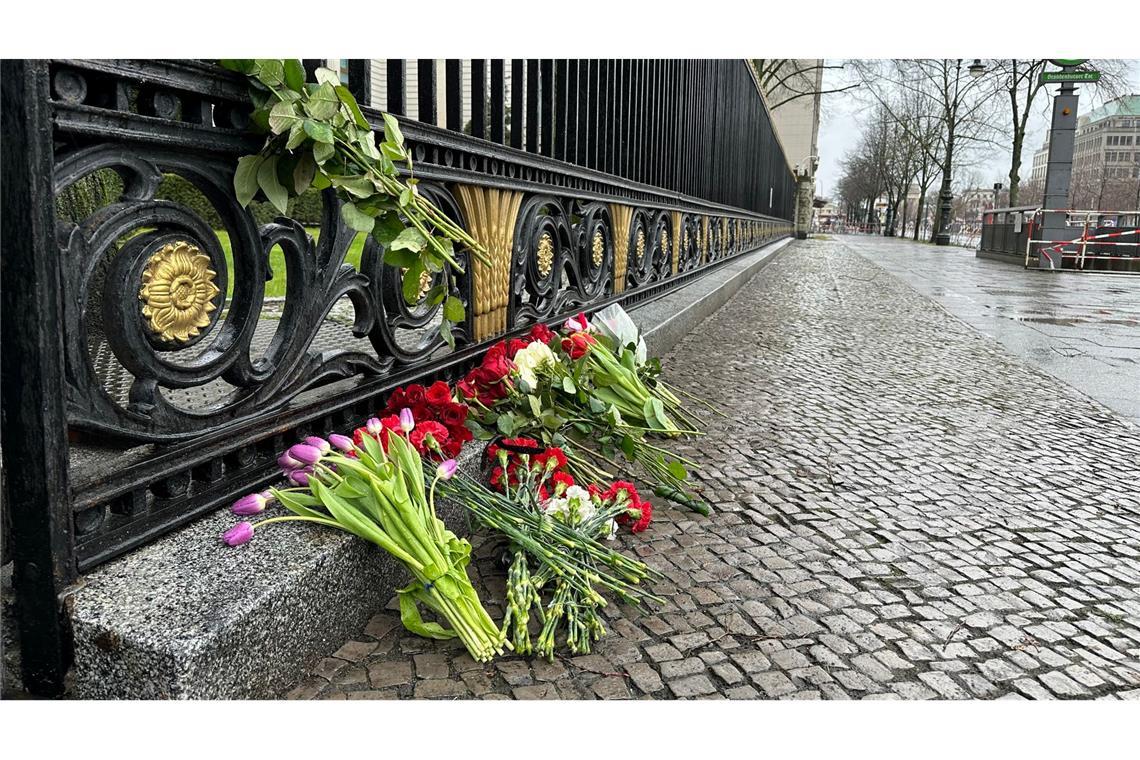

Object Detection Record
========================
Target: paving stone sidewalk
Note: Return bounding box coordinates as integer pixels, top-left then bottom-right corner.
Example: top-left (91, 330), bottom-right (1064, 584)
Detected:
top-left (282, 237), bottom-right (1140, 700)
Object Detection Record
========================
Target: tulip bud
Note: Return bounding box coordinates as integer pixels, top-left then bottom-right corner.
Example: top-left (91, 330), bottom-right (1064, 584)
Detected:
top-left (277, 451), bottom-right (302, 472)
top-left (365, 417), bottom-right (383, 436)
top-left (399, 407), bottom-right (415, 433)
top-left (303, 436), bottom-right (331, 454)
top-left (288, 467), bottom-right (313, 486)
top-left (288, 443), bottom-right (323, 466)
top-left (328, 433), bottom-right (354, 453)
top-left (222, 521), bottom-right (254, 546)
top-left (231, 490), bottom-right (272, 516)
top-left (436, 459), bottom-right (458, 480)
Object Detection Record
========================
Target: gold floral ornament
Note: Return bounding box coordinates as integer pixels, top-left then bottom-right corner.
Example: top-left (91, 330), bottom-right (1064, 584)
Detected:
top-left (636, 229), bottom-right (646, 260)
top-left (139, 241), bottom-right (220, 343)
top-left (536, 233), bottom-right (554, 277)
top-left (591, 231), bottom-right (605, 268)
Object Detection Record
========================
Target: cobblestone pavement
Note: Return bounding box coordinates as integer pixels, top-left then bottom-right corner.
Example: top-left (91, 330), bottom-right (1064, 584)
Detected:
top-left (282, 237), bottom-right (1140, 700)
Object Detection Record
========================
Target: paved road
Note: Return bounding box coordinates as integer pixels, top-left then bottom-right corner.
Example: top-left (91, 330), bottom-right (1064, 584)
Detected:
top-left (835, 234), bottom-right (1140, 425)
top-left (283, 238), bottom-right (1140, 700)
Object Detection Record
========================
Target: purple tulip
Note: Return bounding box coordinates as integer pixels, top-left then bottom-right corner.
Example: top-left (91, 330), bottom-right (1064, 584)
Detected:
top-left (436, 459), bottom-right (458, 481)
top-left (222, 522), bottom-right (254, 546)
top-left (399, 407), bottom-right (415, 433)
top-left (288, 467), bottom-right (313, 486)
top-left (365, 417), bottom-right (384, 436)
top-left (328, 433), bottom-right (354, 453)
top-left (277, 451), bottom-right (302, 472)
top-left (303, 436), bottom-right (331, 454)
top-left (288, 443), bottom-right (323, 466)
top-left (232, 490), bottom-right (272, 516)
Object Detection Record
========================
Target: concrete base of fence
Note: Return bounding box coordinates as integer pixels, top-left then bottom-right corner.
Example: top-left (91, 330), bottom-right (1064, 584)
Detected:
top-left (637, 236), bottom-right (794, 357)
top-left (68, 447), bottom-right (477, 700)
top-left (62, 236), bottom-right (793, 699)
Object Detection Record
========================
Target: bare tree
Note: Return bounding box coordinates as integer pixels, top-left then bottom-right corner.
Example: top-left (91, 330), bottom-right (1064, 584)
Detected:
top-left (851, 59), bottom-right (1002, 242)
top-left (750, 59), bottom-right (858, 110)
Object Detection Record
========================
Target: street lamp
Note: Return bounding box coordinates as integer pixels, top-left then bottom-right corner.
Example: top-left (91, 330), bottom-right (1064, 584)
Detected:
top-left (935, 58), bottom-right (986, 246)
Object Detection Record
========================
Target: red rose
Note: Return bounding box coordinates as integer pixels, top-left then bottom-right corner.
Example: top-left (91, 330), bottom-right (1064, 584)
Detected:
top-left (507, 337), bottom-right (531, 358)
top-left (386, 387), bottom-right (408, 411)
top-left (404, 384), bottom-right (427, 405)
top-left (560, 332), bottom-right (596, 360)
top-left (453, 425), bottom-right (473, 444)
top-left (425, 380), bottom-right (453, 406)
top-left (439, 402), bottom-right (467, 429)
top-left (457, 376), bottom-right (477, 400)
top-left (529, 323), bottom-right (556, 344)
top-left (481, 342), bottom-right (514, 380)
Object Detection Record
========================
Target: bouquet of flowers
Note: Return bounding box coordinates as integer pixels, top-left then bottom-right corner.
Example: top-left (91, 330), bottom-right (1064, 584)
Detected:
top-left (222, 415), bottom-right (507, 663)
top-left (442, 436), bottom-right (661, 659)
top-left (459, 307), bottom-right (709, 514)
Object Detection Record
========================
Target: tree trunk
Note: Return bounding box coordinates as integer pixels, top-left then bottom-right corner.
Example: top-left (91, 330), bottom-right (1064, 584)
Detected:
top-left (1008, 132), bottom-right (1023, 206)
top-left (913, 194), bottom-right (925, 240)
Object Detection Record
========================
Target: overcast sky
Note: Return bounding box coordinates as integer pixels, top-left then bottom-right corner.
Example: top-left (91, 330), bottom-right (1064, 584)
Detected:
top-left (815, 60), bottom-right (1140, 200)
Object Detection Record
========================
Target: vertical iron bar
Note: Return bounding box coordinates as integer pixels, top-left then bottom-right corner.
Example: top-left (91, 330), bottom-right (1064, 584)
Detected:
top-left (1, 59), bottom-right (75, 698)
top-left (575, 60), bottom-right (589, 167)
top-left (598, 60), bottom-right (611, 174)
top-left (471, 59), bottom-right (486, 139)
top-left (554, 59), bottom-right (568, 161)
top-left (445, 59), bottom-right (462, 132)
top-left (386, 59), bottom-right (406, 115)
top-left (417, 59), bottom-right (438, 125)
top-left (510, 59), bottom-right (525, 150)
top-left (539, 60), bottom-right (554, 158)
top-left (525, 59), bottom-right (539, 153)
top-left (490, 59), bottom-right (505, 144)
top-left (588, 60), bottom-right (601, 170)
top-left (347, 59), bottom-right (371, 106)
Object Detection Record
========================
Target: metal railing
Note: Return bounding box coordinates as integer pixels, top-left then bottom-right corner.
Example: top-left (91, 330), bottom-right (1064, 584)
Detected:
top-left (979, 206), bottom-right (1140, 272)
top-left (0, 58), bottom-right (795, 695)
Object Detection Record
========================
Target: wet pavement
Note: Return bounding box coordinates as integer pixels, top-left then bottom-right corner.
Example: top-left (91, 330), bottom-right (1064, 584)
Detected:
top-left (835, 234), bottom-right (1140, 425)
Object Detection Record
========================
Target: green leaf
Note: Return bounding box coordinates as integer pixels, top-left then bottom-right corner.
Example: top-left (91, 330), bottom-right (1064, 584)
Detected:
top-left (285, 121), bottom-right (308, 150)
top-left (219, 59), bottom-right (256, 75)
top-left (561, 376), bottom-right (577, 394)
top-left (283, 59), bottom-right (306, 92)
top-left (333, 176), bottom-right (374, 198)
top-left (303, 119), bottom-right (335, 144)
top-left (315, 67), bottom-right (340, 86)
top-left (528, 395), bottom-right (542, 418)
top-left (425, 285), bottom-right (446, 307)
top-left (233, 154), bottom-right (263, 208)
top-left (439, 319), bottom-right (455, 350)
top-left (257, 155), bottom-right (288, 214)
top-left (667, 460), bottom-right (688, 481)
top-left (402, 260), bottom-right (425, 304)
top-left (268, 100), bottom-right (302, 134)
top-left (293, 152), bottom-right (317, 194)
top-left (382, 247), bottom-right (419, 269)
top-left (254, 59), bottom-right (285, 88)
top-left (620, 434), bottom-right (636, 460)
top-left (443, 295), bottom-right (465, 324)
top-left (341, 201), bottom-right (376, 233)
top-left (312, 171), bottom-right (332, 190)
top-left (312, 139), bottom-right (335, 163)
top-left (496, 413), bottom-right (516, 436)
top-left (306, 82), bottom-right (341, 120)
top-left (382, 112), bottom-right (405, 147)
top-left (335, 85), bottom-right (370, 129)
top-left (389, 226), bottom-right (428, 253)
top-left (372, 212), bottom-right (406, 245)
top-left (398, 187), bottom-right (413, 207)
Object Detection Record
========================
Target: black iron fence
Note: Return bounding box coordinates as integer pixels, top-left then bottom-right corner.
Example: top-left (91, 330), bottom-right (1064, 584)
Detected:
top-left (1, 58), bottom-right (794, 695)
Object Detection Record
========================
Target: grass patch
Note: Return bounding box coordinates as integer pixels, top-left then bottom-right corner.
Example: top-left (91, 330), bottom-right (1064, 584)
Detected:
top-left (214, 227), bottom-right (366, 298)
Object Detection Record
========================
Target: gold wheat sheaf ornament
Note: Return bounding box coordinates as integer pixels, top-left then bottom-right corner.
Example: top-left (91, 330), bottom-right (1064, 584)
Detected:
top-left (139, 241), bottom-right (221, 343)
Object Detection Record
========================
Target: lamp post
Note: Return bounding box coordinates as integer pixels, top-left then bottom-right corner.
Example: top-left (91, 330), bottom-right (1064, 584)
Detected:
top-left (934, 59), bottom-right (986, 246)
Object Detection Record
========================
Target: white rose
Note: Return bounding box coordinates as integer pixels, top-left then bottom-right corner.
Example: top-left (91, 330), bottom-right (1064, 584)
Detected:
top-left (512, 340), bottom-right (555, 390)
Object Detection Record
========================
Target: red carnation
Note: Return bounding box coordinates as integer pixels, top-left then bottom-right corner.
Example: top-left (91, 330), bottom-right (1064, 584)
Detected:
top-left (387, 387), bottom-right (408, 411)
top-left (533, 446), bottom-right (568, 473)
top-left (425, 380), bottom-right (453, 406)
top-left (529, 323), bottom-right (555, 344)
top-left (550, 471), bottom-right (575, 496)
top-left (630, 499), bottom-right (653, 533)
top-left (409, 420), bottom-right (450, 456)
